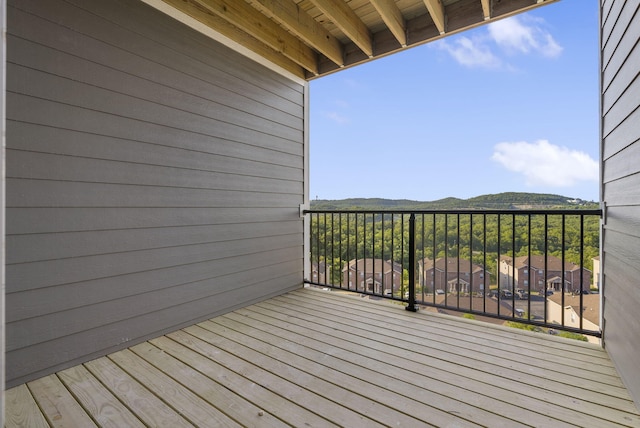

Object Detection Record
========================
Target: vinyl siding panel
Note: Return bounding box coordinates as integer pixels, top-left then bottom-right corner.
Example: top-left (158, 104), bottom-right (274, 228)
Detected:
top-left (8, 246), bottom-right (302, 322)
top-left (600, 250), bottom-right (640, 400)
top-left (602, 173), bottom-right (640, 206)
top-left (601, 3), bottom-right (640, 121)
top-left (601, 0), bottom-right (615, 32)
top-left (8, 261), bottom-right (302, 351)
top-left (601, 1), bottom-right (638, 71)
top-left (13, 0), bottom-right (302, 102)
top-left (602, 133), bottom-right (640, 183)
top-left (6, 0), bottom-right (305, 387)
top-left (601, 0), bottom-right (640, 407)
top-left (8, 272), bottom-right (302, 385)
top-left (6, 207), bottom-right (296, 234)
top-left (601, 104), bottom-right (640, 160)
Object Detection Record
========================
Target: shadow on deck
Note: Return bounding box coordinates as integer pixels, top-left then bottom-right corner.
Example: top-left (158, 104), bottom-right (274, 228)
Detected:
top-left (5, 287), bottom-right (640, 427)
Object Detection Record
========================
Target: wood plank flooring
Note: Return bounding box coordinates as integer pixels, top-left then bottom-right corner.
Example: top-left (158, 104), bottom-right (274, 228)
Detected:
top-left (6, 287), bottom-right (640, 427)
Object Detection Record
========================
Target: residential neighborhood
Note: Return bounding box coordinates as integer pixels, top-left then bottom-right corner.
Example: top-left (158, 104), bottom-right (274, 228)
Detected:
top-left (418, 257), bottom-right (490, 295)
top-left (317, 254), bottom-right (595, 302)
top-left (498, 254), bottom-right (592, 294)
top-left (310, 261), bottom-right (330, 284)
top-left (342, 258), bottom-right (403, 295)
top-left (312, 252), bottom-right (602, 345)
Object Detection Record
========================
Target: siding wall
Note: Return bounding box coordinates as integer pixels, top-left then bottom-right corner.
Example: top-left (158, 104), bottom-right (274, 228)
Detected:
top-left (1, 0), bottom-right (5, 401)
top-left (5, 0), bottom-right (305, 387)
top-left (600, 0), bottom-right (640, 406)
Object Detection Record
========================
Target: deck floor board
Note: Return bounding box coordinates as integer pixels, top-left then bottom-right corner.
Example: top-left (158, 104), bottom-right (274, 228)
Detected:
top-left (57, 365), bottom-right (146, 428)
top-left (5, 287), bottom-right (640, 427)
top-left (108, 348), bottom-right (242, 427)
top-left (83, 356), bottom-right (193, 428)
top-left (4, 384), bottom-right (50, 428)
top-left (272, 292), bottom-right (629, 394)
top-left (242, 296), bottom-right (634, 427)
top-left (27, 374), bottom-right (98, 427)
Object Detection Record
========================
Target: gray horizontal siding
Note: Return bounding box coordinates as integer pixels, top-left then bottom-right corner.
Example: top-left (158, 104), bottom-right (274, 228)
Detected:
top-left (6, 207), bottom-right (297, 233)
top-left (8, 261), bottom-right (302, 351)
top-left (6, 179), bottom-right (301, 208)
top-left (6, 0), bottom-right (305, 387)
top-left (8, 271), bottom-right (302, 386)
top-left (6, 222), bottom-right (302, 265)
top-left (601, 0), bottom-right (640, 407)
top-left (10, 120), bottom-right (302, 172)
top-left (7, 149), bottom-right (301, 193)
top-left (8, 246), bottom-right (302, 322)
top-left (602, 2), bottom-right (640, 118)
top-left (9, 91), bottom-right (301, 158)
top-left (0, 0), bottom-right (5, 404)
top-left (8, 233), bottom-right (302, 293)
top-left (10, 64), bottom-right (302, 144)
top-left (603, 133), bottom-right (640, 183)
top-left (13, 0), bottom-right (302, 105)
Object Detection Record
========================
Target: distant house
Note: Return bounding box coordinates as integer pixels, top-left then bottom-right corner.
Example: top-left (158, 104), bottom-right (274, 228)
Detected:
top-left (342, 258), bottom-right (402, 295)
top-left (418, 257), bottom-right (490, 294)
top-left (592, 256), bottom-right (600, 290)
top-left (311, 261), bottom-right (330, 284)
top-left (499, 255), bottom-right (591, 294)
top-left (546, 293), bottom-right (600, 344)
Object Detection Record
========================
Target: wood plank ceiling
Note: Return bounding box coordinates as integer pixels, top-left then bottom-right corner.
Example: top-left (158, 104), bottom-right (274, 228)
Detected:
top-left (161, 0), bottom-right (559, 80)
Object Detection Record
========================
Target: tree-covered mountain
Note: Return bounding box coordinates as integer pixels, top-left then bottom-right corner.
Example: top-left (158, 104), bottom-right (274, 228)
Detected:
top-left (310, 192), bottom-right (598, 210)
top-left (308, 194), bottom-right (601, 286)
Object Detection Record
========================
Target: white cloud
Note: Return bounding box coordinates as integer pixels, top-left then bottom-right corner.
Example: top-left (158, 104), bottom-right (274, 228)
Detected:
top-left (488, 16), bottom-right (563, 58)
top-left (432, 15), bottom-right (562, 69)
top-left (325, 111), bottom-right (349, 124)
top-left (433, 36), bottom-right (502, 69)
top-left (491, 140), bottom-right (598, 187)
top-left (342, 77), bottom-right (363, 89)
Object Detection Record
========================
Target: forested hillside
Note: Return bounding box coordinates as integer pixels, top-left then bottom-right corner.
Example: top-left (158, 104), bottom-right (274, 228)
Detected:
top-left (308, 193), bottom-right (601, 287)
top-left (310, 192), bottom-right (598, 210)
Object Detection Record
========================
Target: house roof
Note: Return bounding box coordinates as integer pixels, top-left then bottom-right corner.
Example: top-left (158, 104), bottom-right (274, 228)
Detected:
top-left (311, 261), bottom-right (327, 271)
top-left (147, 0), bottom-right (559, 81)
top-left (548, 293), bottom-right (600, 326)
top-left (546, 276), bottom-right (570, 284)
top-left (421, 257), bottom-right (487, 275)
top-left (431, 294), bottom-right (510, 318)
top-left (343, 258), bottom-right (402, 274)
top-left (500, 254), bottom-right (587, 273)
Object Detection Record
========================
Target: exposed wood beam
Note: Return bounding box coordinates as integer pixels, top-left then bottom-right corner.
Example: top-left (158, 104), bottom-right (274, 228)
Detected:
top-left (481, 0), bottom-right (491, 20)
top-left (246, 0), bottom-right (344, 67)
top-left (308, 0), bottom-right (373, 58)
top-left (188, 0), bottom-right (318, 74)
top-left (160, 0), bottom-right (305, 79)
top-left (423, 0), bottom-right (445, 34)
top-left (370, 0), bottom-right (407, 47)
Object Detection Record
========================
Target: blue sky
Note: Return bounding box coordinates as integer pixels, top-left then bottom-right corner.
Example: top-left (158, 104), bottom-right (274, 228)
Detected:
top-left (309, 0), bottom-right (599, 202)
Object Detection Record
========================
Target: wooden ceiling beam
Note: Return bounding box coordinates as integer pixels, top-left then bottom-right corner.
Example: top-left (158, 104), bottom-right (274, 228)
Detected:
top-left (161, 0), bottom-right (305, 78)
top-left (188, 0), bottom-right (318, 74)
top-left (370, 0), bottom-right (407, 47)
top-left (308, 0), bottom-right (373, 58)
top-left (481, 0), bottom-right (491, 20)
top-left (423, 0), bottom-right (445, 34)
top-left (246, 0), bottom-right (344, 67)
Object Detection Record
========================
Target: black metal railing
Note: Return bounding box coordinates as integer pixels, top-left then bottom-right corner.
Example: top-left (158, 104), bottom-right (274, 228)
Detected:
top-left (305, 208), bottom-right (602, 337)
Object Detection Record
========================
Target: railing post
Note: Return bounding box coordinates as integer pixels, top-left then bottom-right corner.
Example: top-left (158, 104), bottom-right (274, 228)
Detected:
top-left (406, 213), bottom-right (418, 312)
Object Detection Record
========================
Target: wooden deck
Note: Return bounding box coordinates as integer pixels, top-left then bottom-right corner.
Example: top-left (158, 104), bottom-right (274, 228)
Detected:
top-left (6, 287), bottom-right (640, 427)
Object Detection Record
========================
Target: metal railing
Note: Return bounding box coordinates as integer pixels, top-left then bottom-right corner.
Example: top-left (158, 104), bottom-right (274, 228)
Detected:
top-left (305, 208), bottom-right (602, 337)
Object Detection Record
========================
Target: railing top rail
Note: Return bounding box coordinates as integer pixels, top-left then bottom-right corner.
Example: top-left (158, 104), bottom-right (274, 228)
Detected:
top-left (304, 208), bottom-right (603, 216)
